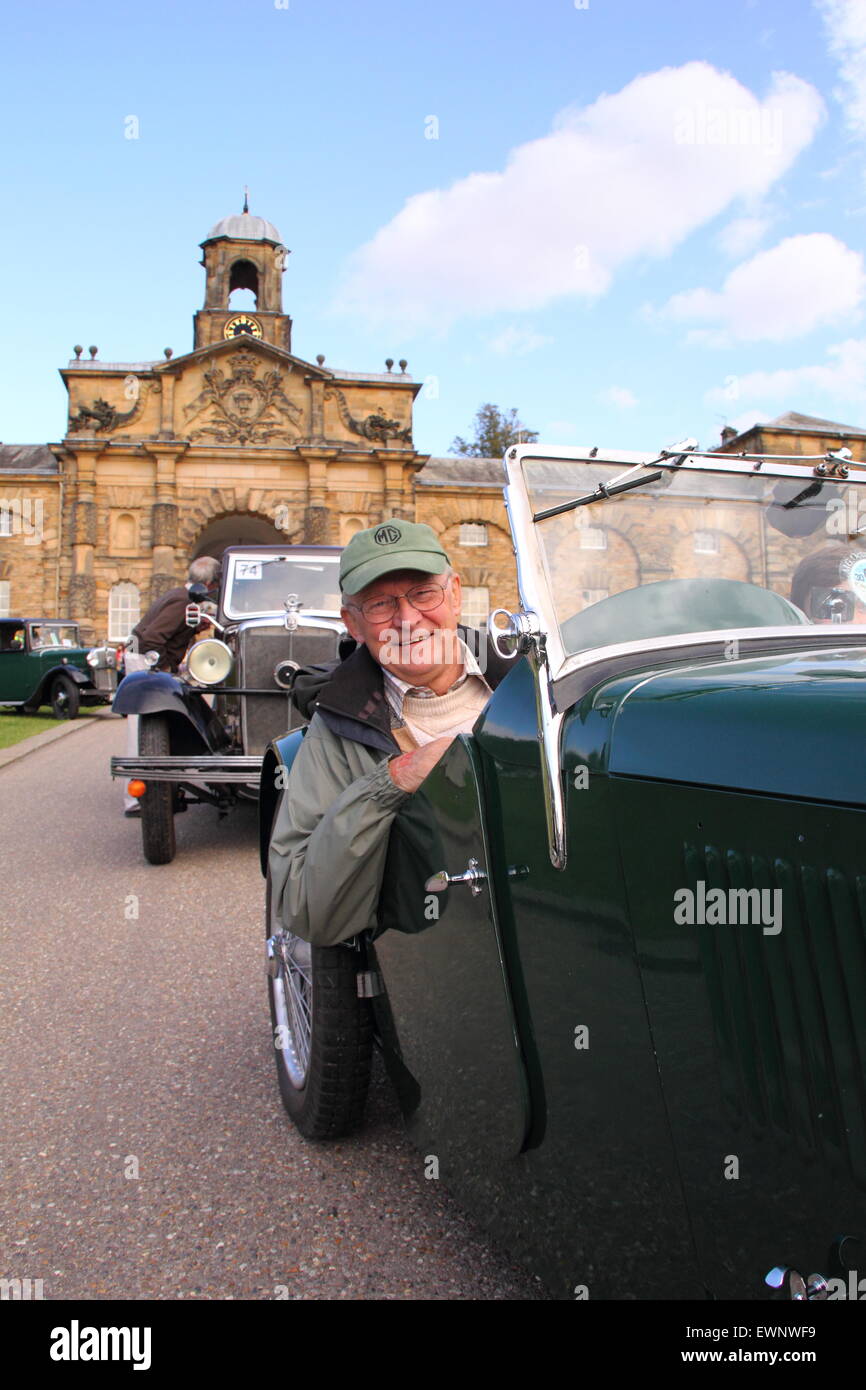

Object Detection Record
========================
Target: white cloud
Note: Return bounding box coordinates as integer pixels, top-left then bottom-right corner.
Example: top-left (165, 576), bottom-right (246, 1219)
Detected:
top-left (715, 215), bottom-right (771, 257)
top-left (705, 336), bottom-right (866, 406)
top-left (543, 419), bottom-right (578, 440)
top-left (600, 386), bottom-right (638, 409)
top-left (486, 325), bottom-right (551, 355)
top-left (818, 0), bottom-right (866, 139)
top-left (660, 234), bottom-right (865, 343)
top-left (724, 409), bottom-right (774, 434)
top-left (334, 62), bottom-right (824, 334)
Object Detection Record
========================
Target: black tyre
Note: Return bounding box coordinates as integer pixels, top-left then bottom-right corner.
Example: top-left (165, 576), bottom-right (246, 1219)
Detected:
top-left (265, 870), bottom-right (372, 1139)
top-left (50, 676), bottom-right (80, 720)
top-left (139, 714), bottom-right (176, 865)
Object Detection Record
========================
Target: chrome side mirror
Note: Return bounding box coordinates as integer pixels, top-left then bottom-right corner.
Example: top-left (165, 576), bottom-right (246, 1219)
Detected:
top-left (186, 602), bottom-right (226, 634)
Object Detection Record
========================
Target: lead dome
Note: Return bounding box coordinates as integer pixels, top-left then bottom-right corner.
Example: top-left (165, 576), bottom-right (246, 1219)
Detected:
top-left (203, 212), bottom-right (283, 245)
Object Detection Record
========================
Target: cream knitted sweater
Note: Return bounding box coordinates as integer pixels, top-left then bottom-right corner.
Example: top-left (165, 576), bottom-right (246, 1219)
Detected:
top-left (400, 677), bottom-right (490, 746)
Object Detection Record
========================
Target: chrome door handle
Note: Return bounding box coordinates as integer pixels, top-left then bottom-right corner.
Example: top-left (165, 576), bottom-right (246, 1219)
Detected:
top-left (425, 858), bottom-right (487, 896)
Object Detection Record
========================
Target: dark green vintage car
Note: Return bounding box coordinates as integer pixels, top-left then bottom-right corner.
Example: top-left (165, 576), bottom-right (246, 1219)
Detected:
top-left (260, 443), bottom-right (866, 1301)
top-left (0, 618), bottom-right (119, 718)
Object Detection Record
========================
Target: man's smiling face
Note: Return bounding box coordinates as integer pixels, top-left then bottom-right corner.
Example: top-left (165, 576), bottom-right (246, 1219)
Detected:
top-left (341, 567), bottom-right (464, 690)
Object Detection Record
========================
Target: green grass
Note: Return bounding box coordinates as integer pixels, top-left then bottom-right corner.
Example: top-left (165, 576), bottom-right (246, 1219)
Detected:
top-left (0, 707), bottom-right (101, 750)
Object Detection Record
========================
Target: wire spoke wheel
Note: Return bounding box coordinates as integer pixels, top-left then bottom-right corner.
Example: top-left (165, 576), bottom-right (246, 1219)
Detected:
top-left (272, 932), bottom-right (313, 1089)
top-left (265, 868), bottom-right (372, 1139)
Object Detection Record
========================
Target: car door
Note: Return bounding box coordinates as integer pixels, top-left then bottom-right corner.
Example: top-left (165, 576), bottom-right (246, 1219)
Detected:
top-left (0, 628), bottom-right (31, 702)
top-left (616, 776), bottom-right (866, 1298)
top-left (372, 733), bottom-right (530, 1167)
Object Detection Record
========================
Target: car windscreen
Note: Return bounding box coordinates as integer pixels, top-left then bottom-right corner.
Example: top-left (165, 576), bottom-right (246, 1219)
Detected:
top-left (223, 555), bottom-right (343, 618)
top-left (29, 624), bottom-right (80, 649)
top-left (522, 457), bottom-right (866, 655)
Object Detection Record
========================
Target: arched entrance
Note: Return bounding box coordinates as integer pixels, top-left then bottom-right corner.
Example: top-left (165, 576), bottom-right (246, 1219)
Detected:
top-left (192, 511), bottom-right (284, 562)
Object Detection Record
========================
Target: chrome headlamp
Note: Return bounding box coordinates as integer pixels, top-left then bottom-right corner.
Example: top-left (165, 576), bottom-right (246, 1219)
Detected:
top-left (186, 638), bottom-right (234, 686)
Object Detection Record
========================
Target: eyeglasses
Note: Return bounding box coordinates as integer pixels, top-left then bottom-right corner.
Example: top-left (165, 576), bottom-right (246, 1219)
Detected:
top-left (348, 579), bottom-right (450, 624)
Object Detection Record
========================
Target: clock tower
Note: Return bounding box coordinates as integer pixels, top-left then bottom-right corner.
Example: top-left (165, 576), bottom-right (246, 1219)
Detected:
top-left (193, 199), bottom-right (292, 352)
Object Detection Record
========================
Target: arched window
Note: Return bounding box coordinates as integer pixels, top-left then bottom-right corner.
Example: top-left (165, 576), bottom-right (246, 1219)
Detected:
top-left (0, 580), bottom-right (9, 617)
top-left (108, 582), bottom-right (140, 642)
top-left (459, 522), bottom-right (488, 547)
top-left (341, 516), bottom-right (365, 544)
top-left (228, 259), bottom-right (259, 310)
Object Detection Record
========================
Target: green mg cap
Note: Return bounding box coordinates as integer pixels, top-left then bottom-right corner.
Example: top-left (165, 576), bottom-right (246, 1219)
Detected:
top-left (339, 520), bottom-right (450, 595)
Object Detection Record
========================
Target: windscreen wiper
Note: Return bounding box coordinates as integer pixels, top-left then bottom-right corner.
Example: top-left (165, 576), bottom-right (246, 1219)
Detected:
top-left (533, 467), bottom-right (664, 521)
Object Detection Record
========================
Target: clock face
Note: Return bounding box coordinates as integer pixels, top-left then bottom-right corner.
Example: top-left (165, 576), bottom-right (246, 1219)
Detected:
top-left (224, 314), bottom-right (263, 340)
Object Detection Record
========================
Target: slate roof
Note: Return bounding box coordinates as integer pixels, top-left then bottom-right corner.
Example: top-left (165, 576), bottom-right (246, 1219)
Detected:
top-left (0, 445), bottom-right (59, 474)
top-left (766, 411), bottom-right (866, 436)
top-left (415, 456), bottom-right (505, 487)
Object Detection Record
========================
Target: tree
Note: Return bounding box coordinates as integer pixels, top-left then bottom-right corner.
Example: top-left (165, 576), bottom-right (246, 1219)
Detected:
top-left (450, 403), bottom-right (539, 458)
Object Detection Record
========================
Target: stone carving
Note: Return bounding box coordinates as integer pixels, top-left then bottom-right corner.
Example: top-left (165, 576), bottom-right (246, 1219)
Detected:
top-left (303, 505), bottom-right (331, 544)
top-left (72, 500), bottom-right (97, 546)
top-left (183, 350), bottom-right (303, 444)
top-left (151, 502), bottom-right (178, 547)
top-left (67, 383), bottom-right (154, 434)
top-left (68, 573), bottom-right (96, 618)
top-left (325, 388), bottom-right (412, 446)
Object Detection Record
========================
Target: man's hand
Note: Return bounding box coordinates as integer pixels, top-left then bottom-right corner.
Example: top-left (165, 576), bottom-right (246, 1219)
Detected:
top-left (388, 734), bottom-right (455, 793)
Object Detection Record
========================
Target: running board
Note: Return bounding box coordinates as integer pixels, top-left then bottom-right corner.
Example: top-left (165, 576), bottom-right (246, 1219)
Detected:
top-left (111, 755), bottom-right (262, 783)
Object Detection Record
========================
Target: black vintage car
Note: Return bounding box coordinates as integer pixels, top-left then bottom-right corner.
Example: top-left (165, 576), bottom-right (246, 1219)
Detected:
top-left (260, 442), bottom-right (866, 1302)
top-left (0, 618), bottom-right (119, 718)
top-left (110, 546), bottom-right (345, 865)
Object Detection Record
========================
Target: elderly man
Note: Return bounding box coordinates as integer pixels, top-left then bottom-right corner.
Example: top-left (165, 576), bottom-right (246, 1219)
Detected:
top-left (122, 555), bottom-right (221, 816)
top-left (268, 521), bottom-right (512, 946)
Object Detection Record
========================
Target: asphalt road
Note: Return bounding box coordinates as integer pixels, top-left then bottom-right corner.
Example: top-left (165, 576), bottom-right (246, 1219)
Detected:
top-left (0, 717), bottom-right (543, 1301)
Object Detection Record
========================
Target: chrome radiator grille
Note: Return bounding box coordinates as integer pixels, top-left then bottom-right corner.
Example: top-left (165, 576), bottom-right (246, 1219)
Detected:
top-left (238, 625), bottom-right (340, 755)
top-left (92, 667), bottom-right (116, 693)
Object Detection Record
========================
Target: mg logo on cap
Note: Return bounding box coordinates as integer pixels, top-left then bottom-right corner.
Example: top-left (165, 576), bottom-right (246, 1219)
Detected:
top-left (374, 525), bottom-right (401, 545)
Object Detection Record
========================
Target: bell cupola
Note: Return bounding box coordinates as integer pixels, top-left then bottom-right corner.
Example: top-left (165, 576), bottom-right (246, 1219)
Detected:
top-left (194, 195), bottom-right (292, 351)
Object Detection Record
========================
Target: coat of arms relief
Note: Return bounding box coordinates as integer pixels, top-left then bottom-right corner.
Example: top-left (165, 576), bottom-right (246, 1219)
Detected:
top-left (183, 350), bottom-right (304, 444)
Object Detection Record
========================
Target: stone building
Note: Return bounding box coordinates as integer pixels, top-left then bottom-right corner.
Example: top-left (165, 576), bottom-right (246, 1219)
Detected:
top-left (0, 209), bottom-right (430, 640)
top-left (1, 207), bottom-right (865, 639)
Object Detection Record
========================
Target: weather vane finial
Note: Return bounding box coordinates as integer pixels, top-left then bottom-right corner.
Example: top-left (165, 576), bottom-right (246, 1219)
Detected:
top-left (243, 185), bottom-right (249, 214)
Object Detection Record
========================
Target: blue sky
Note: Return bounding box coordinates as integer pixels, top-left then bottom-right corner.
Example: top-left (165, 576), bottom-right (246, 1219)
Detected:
top-left (2, 0), bottom-right (864, 455)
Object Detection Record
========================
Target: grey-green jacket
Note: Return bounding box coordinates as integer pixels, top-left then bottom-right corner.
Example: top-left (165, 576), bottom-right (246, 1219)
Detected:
top-left (267, 629), bottom-right (513, 946)
top-left (268, 712), bottom-right (409, 946)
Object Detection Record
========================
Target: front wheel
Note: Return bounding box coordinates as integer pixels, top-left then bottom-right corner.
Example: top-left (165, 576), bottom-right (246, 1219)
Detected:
top-left (50, 676), bottom-right (80, 720)
top-left (138, 714), bottom-right (176, 864)
top-left (265, 870), bottom-right (372, 1139)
